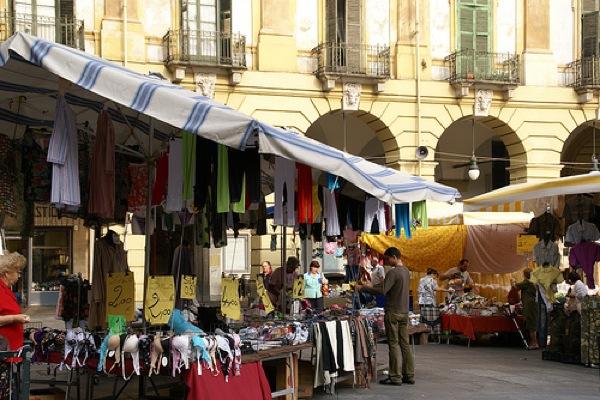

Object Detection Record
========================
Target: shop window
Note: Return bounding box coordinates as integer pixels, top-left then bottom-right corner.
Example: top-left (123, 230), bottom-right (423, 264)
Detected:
top-left (31, 227), bottom-right (72, 292)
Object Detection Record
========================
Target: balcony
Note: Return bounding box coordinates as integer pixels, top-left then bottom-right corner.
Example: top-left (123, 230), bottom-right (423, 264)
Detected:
top-left (568, 57), bottom-right (600, 101)
top-left (0, 11), bottom-right (84, 50)
top-left (162, 29), bottom-right (246, 84)
top-left (445, 50), bottom-right (520, 98)
top-left (312, 42), bottom-right (390, 91)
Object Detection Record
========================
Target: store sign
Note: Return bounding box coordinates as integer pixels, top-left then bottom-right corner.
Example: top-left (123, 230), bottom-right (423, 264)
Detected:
top-left (145, 276), bottom-right (174, 325)
top-left (106, 272), bottom-right (135, 321)
top-left (516, 234), bottom-right (538, 254)
top-left (180, 275), bottom-right (197, 300)
top-left (221, 277), bottom-right (241, 320)
top-left (34, 204), bottom-right (79, 226)
top-left (292, 275), bottom-right (305, 299)
top-left (256, 276), bottom-right (274, 314)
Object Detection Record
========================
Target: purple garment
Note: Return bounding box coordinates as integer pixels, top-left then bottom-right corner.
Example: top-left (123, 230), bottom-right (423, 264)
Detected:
top-left (569, 241), bottom-right (600, 289)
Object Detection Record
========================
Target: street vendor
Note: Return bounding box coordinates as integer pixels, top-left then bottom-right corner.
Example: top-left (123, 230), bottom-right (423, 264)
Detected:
top-left (267, 256), bottom-right (300, 308)
top-left (441, 259), bottom-right (474, 292)
top-left (0, 252), bottom-right (30, 351)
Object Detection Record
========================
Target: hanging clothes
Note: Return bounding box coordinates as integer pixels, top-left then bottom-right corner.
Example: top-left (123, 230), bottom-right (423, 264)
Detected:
top-left (165, 138), bottom-right (184, 212)
top-left (228, 148), bottom-right (245, 204)
top-left (76, 129), bottom-right (91, 219)
top-left (216, 144), bottom-right (230, 213)
top-left (182, 132), bottom-right (197, 209)
top-left (194, 137), bottom-right (213, 210)
top-left (244, 150), bottom-right (262, 208)
top-left (326, 173), bottom-right (341, 191)
top-left (88, 110), bottom-right (115, 219)
top-left (533, 240), bottom-right (560, 267)
top-left (273, 156), bottom-right (295, 226)
top-left (323, 189), bottom-right (340, 236)
top-left (114, 154), bottom-right (132, 223)
top-left (394, 203), bottom-right (411, 238)
top-left (312, 185), bottom-right (323, 222)
top-left (172, 243), bottom-right (194, 306)
top-left (569, 241), bottom-right (600, 289)
top-left (0, 134), bottom-right (16, 216)
top-left (47, 95), bottom-right (80, 210)
top-left (152, 152), bottom-right (169, 206)
top-left (563, 195), bottom-right (595, 228)
top-left (528, 211), bottom-right (560, 241)
top-left (127, 163), bottom-right (148, 212)
top-left (412, 200), bottom-right (428, 229)
top-left (88, 235), bottom-right (129, 330)
top-left (296, 163), bottom-right (313, 224)
top-left (364, 198), bottom-right (387, 234)
top-left (531, 264), bottom-right (564, 304)
top-left (565, 220), bottom-right (600, 245)
top-left (22, 130), bottom-right (51, 203)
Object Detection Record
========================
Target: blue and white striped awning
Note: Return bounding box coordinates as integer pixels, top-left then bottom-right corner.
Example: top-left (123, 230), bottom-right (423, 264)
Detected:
top-left (0, 32), bottom-right (460, 203)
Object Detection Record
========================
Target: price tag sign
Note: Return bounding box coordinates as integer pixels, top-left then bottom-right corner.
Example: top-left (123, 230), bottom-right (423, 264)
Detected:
top-left (180, 275), bottom-right (197, 300)
top-left (221, 277), bottom-right (241, 320)
top-left (145, 276), bottom-right (174, 325)
top-left (256, 276), bottom-right (274, 314)
top-left (106, 272), bottom-right (135, 322)
top-left (107, 315), bottom-right (126, 335)
top-left (517, 234), bottom-right (538, 254)
top-left (292, 275), bottom-right (305, 299)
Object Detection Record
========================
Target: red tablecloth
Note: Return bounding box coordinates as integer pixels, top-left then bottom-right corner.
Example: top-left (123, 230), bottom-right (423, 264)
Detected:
top-left (185, 361), bottom-right (272, 400)
top-left (441, 314), bottom-right (523, 341)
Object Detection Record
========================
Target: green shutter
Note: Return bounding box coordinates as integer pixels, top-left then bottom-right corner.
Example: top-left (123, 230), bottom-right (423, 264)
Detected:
top-left (582, 11), bottom-right (599, 57)
top-left (457, 0), bottom-right (490, 79)
top-left (458, 3), bottom-right (475, 50)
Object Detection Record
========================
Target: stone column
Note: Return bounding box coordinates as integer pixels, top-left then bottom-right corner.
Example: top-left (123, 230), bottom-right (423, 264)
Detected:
top-left (395, 0), bottom-right (430, 80)
top-left (256, 0), bottom-right (297, 72)
top-left (100, 0), bottom-right (145, 62)
top-left (521, 0), bottom-right (556, 86)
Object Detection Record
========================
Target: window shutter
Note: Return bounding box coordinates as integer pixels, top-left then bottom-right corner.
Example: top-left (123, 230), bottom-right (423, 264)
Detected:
top-left (60, 0), bottom-right (74, 18)
top-left (583, 0), bottom-right (599, 13)
top-left (582, 11), bottom-right (599, 57)
top-left (325, 0), bottom-right (337, 43)
top-left (346, 0), bottom-right (362, 73)
top-left (474, 7), bottom-right (489, 51)
top-left (458, 3), bottom-right (475, 50)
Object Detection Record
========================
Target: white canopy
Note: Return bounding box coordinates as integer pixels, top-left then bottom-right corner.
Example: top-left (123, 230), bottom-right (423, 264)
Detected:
top-left (0, 32), bottom-right (460, 204)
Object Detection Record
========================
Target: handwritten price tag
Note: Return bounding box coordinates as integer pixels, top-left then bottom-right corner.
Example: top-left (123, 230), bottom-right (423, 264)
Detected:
top-left (257, 276), bottom-right (274, 314)
top-left (516, 234), bottom-right (538, 255)
top-left (221, 277), bottom-right (241, 320)
top-left (180, 275), bottom-right (197, 300)
top-left (106, 272), bottom-right (135, 322)
top-left (145, 276), bottom-right (174, 325)
top-left (292, 275), bottom-right (305, 299)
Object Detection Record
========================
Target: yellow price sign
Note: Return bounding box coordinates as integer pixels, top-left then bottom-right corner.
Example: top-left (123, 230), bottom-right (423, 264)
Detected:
top-left (517, 234), bottom-right (538, 255)
top-left (180, 275), bottom-right (197, 300)
top-left (256, 276), bottom-right (274, 314)
top-left (221, 277), bottom-right (241, 320)
top-left (292, 275), bottom-right (305, 299)
top-left (145, 276), bottom-right (174, 325)
top-left (106, 272), bottom-right (135, 322)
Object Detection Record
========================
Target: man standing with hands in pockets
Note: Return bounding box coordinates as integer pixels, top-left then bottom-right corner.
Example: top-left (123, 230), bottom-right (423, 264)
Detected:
top-left (357, 247), bottom-right (414, 385)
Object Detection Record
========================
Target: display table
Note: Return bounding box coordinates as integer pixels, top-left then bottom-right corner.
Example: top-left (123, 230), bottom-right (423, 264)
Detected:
top-left (441, 314), bottom-right (523, 345)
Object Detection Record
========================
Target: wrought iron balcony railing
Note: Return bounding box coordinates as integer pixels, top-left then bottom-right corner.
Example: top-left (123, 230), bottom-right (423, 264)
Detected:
top-left (312, 42), bottom-right (390, 79)
top-left (568, 57), bottom-right (600, 91)
top-left (445, 49), bottom-right (520, 85)
top-left (0, 11), bottom-right (84, 50)
top-left (162, 29), bottom-right (246, 68)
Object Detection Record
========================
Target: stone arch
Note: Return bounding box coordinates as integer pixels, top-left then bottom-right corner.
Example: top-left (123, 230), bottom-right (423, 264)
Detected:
top-left (561, 120), bottom-right (599, 176)
top-left (434, 114), bottom-right (526, 198)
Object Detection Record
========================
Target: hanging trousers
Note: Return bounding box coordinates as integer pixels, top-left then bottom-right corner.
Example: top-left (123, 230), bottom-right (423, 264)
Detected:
top-left (274, 157), bottom-right (296, 226)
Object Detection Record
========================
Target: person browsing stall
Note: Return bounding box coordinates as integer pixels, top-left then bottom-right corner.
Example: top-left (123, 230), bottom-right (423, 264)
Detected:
top-left (303, 260), bottom-right (327, 313)
top-left (357, 247), bottom-right (414, 385)
top-left (418, 268), bottom-right (451, 338)
top-left (268, 256), bottom-right (299, 308)
top-left (0, 252), bottom-right (30, 351)
top-left (260, 261), bottom-right (273, 289)
top-left (511, 268), bottom-right (539, 349)
top-left (441, 259), bottom-right (474, 292)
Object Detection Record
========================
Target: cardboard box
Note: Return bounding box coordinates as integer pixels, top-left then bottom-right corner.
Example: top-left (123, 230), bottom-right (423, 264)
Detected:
top-left (29, 388), bottom-right (65, 400)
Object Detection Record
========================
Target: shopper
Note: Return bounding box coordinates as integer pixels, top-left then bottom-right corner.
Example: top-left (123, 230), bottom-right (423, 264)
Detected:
top-left (303, 260), bottom-right (327, 313)
top-left (358, 247), bottom-right (414, 385)
top-left (511, 268), bottom-right (539, 349)
top-left (441, 259), bottom-right (474, 292)
top-left (0, 252), bottom-right (30, 351)
top-left (261, 261), bottom-right (273, 289)
top-left (418, 268), bottom-right (450, 338)
top-left (566, 271), bottom-right (587, 314)
top-left (268, 256), bottom-right (299, 309)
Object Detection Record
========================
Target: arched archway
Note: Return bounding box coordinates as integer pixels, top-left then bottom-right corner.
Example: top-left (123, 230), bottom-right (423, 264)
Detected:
top-left (305, 109), bottom-right (397, 166)
top-left (561, 121), bottom-right (599, 176)
top-left (435, 115), bottom-right (526, 199)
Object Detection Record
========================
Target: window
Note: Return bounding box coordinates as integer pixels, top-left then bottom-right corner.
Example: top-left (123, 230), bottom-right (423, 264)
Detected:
top-left (457, 0), bottom-right (491, 52)
top-left (221, 234), bottom-right (249, 275)
top-left (10, 0), bottom-right (75, 44)
top-left (181, 0), bottom-right (231, 61)
top-left (325, 0), bottom-right (363, 72)
top-left (582, 0), bottom-right (600, 57)
top-left (31, 227), bottom-right (72, 292)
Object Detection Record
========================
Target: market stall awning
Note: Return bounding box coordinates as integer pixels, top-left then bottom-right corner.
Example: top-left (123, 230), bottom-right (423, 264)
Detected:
top-left (463, 172), bottom-right (600, 211)
top-left (0, 32), bottom-right (460, 204)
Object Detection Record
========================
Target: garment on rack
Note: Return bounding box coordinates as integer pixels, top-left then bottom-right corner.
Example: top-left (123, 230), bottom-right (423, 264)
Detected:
top-left (312, 185), bottom-right (323, 222)
top-left (152, 152), bottom-right (168, 206)
top-left (88, 236), bottom-right (129, 330)
top-left (569, 241), bottom-right (600, 289)
top-left (327, 173), bottom-right (341, 190)
top-left (113, 154), bottom-right (132, 223)
top-left (323, 189), bottom-right (340, 236)
top-left (563, 195), bottom-right (595, 228)
top-left (22, 130), bottom-right (51, 203)
top-left (296, 163), bottom-right (313, 224)
top-left (58, 276), bottom-right (91, 325)
top-left (165, 138), bottom-right (184, 212)
top-left (0, 134), bottom-right (16, 216)
top-left (395, 203), bottom-right (411, 238)
top-left (273, 156), bottom-right (295, 226)
top-left (182, 132), bottom-right (197, 209)
top-left (412, 200), bottom-right (428, 228)
top-left (533, 240), bottom-right (560, 267)
top-left (127, 163), bottom-right (148, 212)
top-left (216, 144), bottom-right (230, 213)
top-left (88, 110), bottom-right (115, 219)
top-left (244, 150), bottom-right (262, 207)
top-left (228, 148), bottom-right (245, 205)
top-left (528, 212), bottom-right (560, 241)
top-left (531, 265), bottom-right (564, 303)
top-left (365, 198), bottom-right (387, 234)
top-left (565, 220), bottom-right (600, 244)
top-left (47, 95), bottom-right (80, 210)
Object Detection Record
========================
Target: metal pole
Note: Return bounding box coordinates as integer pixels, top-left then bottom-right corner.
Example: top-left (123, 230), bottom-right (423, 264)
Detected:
top-left (281, 224), bottom-right (287, 316)
top-left (142, 119), bottom-right (154, 327)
